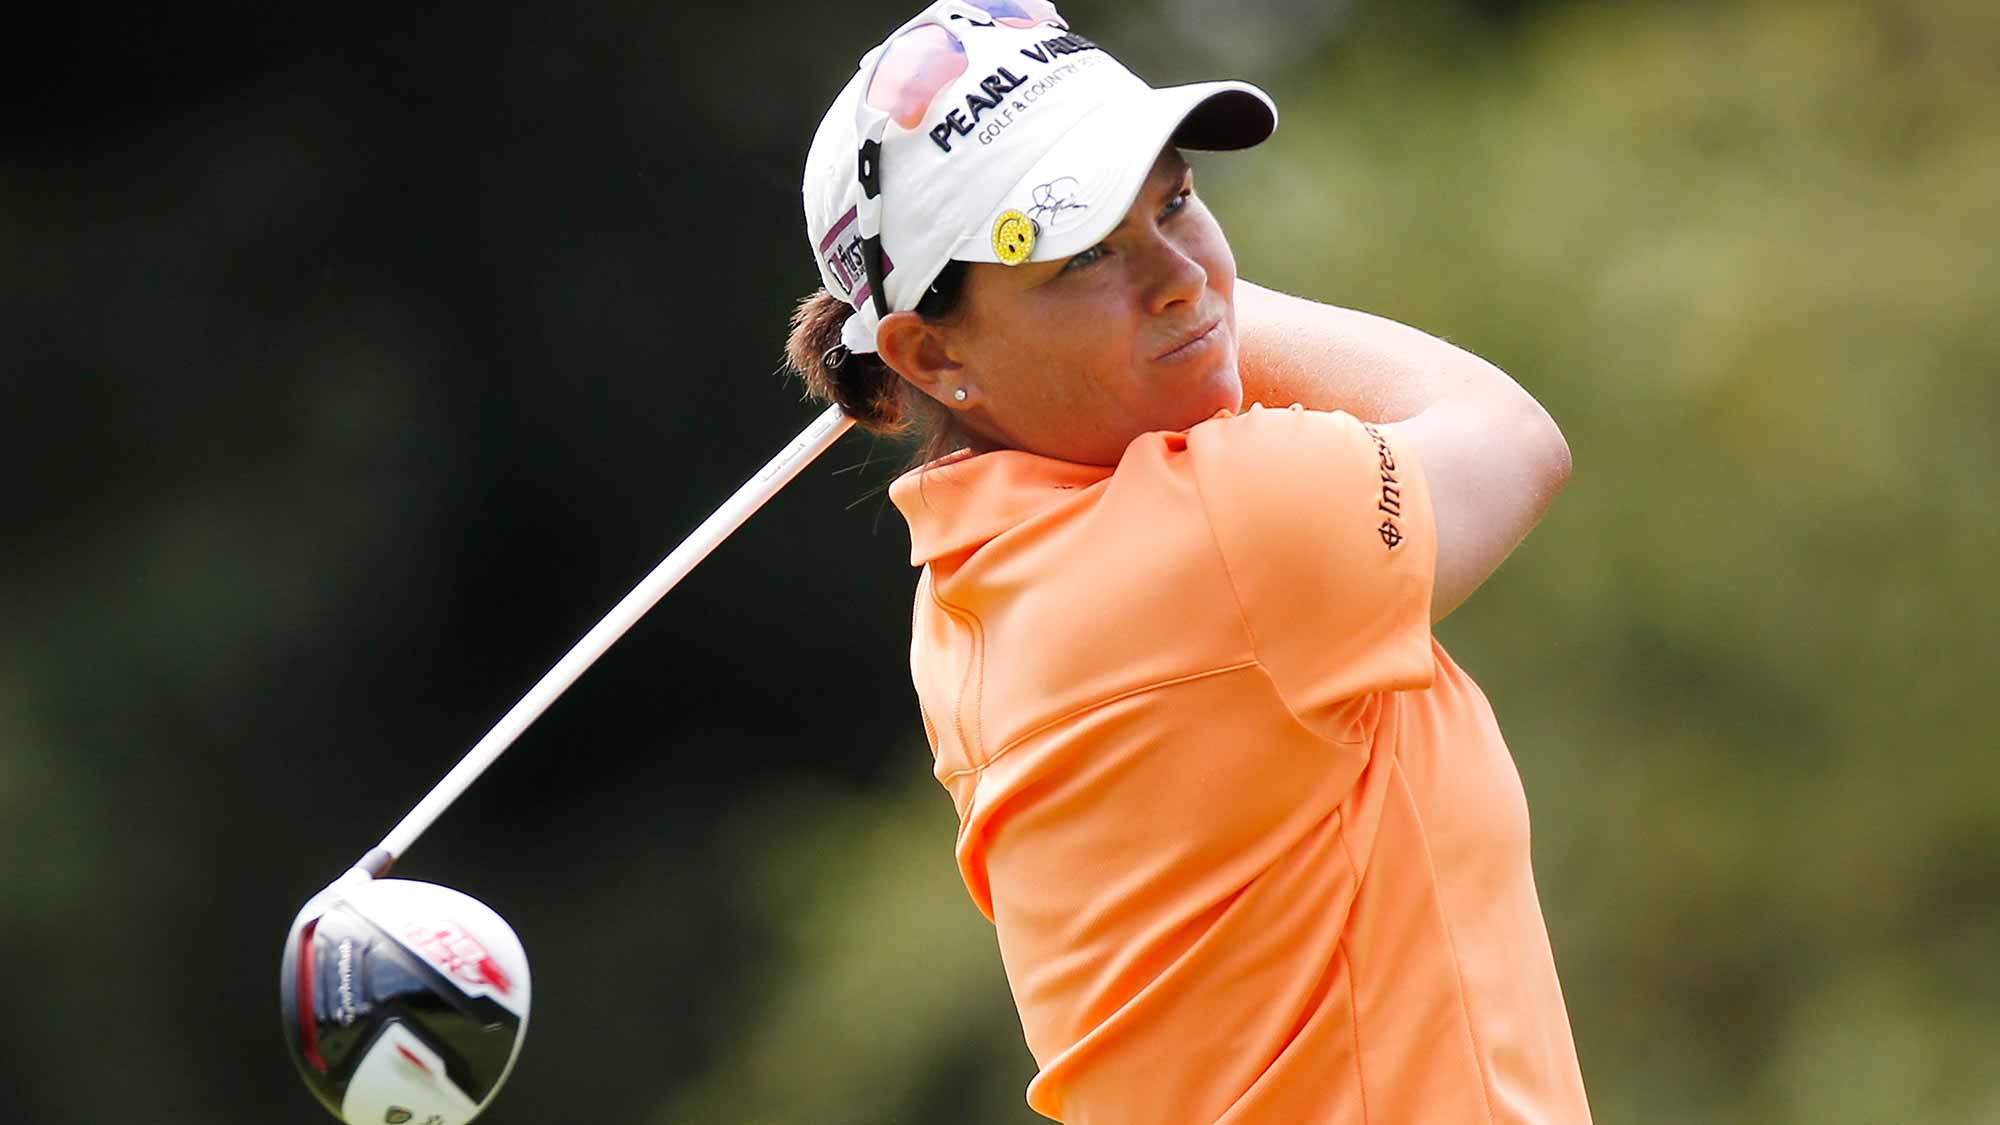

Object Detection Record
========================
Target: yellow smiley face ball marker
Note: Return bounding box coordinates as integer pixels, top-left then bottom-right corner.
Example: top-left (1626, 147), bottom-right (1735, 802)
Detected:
top-left (992, 210), bottom-right (1037, 265)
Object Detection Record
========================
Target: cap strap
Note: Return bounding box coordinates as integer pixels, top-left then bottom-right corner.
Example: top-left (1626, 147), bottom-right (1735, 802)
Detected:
top-left (839, 310), bottom-right (878, 355)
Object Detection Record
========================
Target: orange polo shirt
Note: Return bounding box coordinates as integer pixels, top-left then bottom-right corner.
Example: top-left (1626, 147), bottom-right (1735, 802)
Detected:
top-left (889, 404), bottom-right (1590, 1124)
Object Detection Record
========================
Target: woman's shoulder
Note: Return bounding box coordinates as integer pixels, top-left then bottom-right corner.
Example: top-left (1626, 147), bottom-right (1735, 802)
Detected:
top-left (1115, 401), bottom-right (1381, 503)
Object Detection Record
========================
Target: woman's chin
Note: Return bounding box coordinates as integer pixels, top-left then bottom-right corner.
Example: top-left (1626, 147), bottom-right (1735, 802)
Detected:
top-left (1172, 358), bottom-right (1243, 427)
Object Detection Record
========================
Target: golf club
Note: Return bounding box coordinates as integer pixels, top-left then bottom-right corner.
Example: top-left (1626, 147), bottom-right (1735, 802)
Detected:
top-left (281, 405), bottom-right (855, 1125)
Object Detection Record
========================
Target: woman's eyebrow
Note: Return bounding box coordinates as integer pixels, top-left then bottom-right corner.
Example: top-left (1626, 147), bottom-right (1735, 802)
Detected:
top-left (1146, 155), bottom-right (1192, 200)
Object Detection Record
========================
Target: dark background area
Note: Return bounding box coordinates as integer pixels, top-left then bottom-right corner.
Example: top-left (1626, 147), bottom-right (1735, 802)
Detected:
top-left (5, 0), bottom-right (1996, 1121)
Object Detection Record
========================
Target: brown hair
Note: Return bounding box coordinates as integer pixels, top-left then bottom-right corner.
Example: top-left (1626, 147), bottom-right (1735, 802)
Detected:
top-left (783, 260), bottom-right (971, 470)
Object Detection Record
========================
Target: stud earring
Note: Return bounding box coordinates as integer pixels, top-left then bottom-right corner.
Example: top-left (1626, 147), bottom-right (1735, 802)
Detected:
top-left (952, 387), bottom-right (968, 402)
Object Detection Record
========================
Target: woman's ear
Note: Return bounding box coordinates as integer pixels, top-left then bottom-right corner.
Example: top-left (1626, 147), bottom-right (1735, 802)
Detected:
top-left (877, 310), bottom-right (964, 408)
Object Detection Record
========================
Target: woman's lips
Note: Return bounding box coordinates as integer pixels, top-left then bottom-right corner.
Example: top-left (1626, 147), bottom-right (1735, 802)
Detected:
top-left (1155, 319), bottom-right (1222, 363)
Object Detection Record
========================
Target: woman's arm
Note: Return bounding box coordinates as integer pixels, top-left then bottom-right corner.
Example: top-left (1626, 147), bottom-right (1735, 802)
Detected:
top-left (1233, 280), bottom-right (1572, 622)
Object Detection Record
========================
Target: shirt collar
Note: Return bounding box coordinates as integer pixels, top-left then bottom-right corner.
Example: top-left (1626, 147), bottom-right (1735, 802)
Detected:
top-left (889, 448), bottom-right (1113, 565)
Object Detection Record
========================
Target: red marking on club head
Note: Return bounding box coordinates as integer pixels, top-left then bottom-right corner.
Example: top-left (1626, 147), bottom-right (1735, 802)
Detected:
top-left (396, 1044), bottom-right (433, 1075)
top-left (296, 918), bottom-right (328, 1074)
top-left (477, 955), bottom-right (513, 997)
top-left (403, 920), bottom-right (513, 996)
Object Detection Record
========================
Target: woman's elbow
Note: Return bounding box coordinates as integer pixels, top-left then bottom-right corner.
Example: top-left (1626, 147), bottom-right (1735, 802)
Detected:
top-left (1511, 390), bottom-right (1572, 504)
top-left (1484, 394), bottom-right (1572, 528)
top-left (1542, 407), bottom-right (1573, 496)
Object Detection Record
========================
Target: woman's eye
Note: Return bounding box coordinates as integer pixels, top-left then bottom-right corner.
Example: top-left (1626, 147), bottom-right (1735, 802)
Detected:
top-left (1063, 245), bottom-right (1108, 272)
top-left (1061, 187), bottom-right (1191, 273)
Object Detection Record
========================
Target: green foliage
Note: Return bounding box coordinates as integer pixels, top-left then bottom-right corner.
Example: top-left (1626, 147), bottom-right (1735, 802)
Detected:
top-left (661, 779), bottom-right (1041, 1124)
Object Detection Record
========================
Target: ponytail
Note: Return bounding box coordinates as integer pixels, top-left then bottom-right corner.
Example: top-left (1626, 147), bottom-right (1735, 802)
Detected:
top-left (784, 290), bottom-right (909, 432)
top-left (781, 261), bottom-right (971, 467)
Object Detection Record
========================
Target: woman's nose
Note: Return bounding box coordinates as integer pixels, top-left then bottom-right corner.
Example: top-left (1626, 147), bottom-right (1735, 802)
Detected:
top-left (1143, 234), bottom-right (1208, 315)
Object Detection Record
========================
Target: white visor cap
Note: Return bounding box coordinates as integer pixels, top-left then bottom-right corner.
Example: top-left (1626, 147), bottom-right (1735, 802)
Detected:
top-left (802, 1), bottom-right (1276, 355)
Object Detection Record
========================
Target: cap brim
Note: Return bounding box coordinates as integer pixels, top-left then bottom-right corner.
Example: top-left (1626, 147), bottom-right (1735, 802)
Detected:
top-left (953, 80), bottom-right (1277, 265)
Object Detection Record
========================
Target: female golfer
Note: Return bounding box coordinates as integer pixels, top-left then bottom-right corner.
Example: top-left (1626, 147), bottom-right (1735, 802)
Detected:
top-left (791, 3), bottom-right (1590, 1122)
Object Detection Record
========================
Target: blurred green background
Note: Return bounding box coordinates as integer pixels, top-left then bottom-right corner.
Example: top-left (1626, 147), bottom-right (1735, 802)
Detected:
top-left (5, 0), bottom-right (1995, 1121)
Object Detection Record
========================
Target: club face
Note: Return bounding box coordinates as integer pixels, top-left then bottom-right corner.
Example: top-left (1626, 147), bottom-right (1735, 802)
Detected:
top-left (282, 878), bottom-right (530, 1125)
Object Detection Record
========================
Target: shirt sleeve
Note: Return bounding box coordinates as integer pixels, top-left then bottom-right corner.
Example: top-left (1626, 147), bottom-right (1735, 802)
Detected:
top-left (1185, 403), bottom-right (1436, 742)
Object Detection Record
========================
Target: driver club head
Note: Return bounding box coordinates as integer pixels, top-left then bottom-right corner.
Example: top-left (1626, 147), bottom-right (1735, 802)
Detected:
top-left (281, 874), bottom-right (531, 1125)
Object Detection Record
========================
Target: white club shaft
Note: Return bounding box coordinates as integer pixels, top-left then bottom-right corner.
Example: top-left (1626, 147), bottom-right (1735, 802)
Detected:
top-left (359, 405), bottom-right (855, 875)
